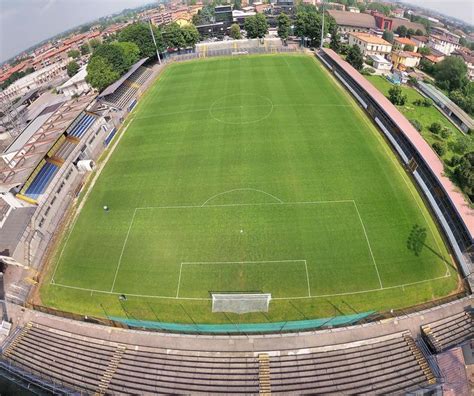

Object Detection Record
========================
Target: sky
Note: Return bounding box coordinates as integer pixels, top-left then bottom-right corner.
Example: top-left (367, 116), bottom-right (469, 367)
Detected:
top-left (0, 0), bottom-right (473, 63)
top-left (0, 0), bottom-right (152, 63)
top-left (401, 0), bottom-right (473, 25)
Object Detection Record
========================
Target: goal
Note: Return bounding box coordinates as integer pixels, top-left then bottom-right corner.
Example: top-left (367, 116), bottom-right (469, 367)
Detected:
top-left (211, 293), bottom-right (271, 314)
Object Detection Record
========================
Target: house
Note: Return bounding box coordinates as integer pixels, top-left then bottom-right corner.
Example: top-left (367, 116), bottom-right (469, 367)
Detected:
top-left (369, 54), bottom-right (392, 72)
top-left (32, 45), bottom-right (71, 71)
top-left (391, 8), bottom-right (404, 18)
top-left (422, 52), bottom-right (445, 65)
top-left (393, 37), bottom-right (418, 52)
top-left (411, 35), bottom-right (428, 49)
top-left (326, 10), bottom-right (376, 35)
top-left (347, 6), bottom-right (360, 13)
top-left (452, 48), bottom-right (474, 81)
top-left (390, 51), bottom-right (422, 70)
top-left (56, 66), bottom-right (90, 97)
top-left (428, 34), bottom-right (461, 56)
top-left (348, 32), bottom-right (392, 57)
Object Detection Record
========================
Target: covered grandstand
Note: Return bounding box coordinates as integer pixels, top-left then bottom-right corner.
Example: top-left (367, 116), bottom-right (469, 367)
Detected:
top-left (0, 91), bottom-right (98, 204)
top-left (97, 58), bottom-right (152, 110)
top-left (417, 81), bottom-right (474, 134)
top-left (318, 48), bottom-right (473, 287)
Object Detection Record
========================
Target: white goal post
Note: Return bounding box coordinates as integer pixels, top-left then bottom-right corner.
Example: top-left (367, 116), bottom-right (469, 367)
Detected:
top-left (212, 293), bottom-right (271, 314)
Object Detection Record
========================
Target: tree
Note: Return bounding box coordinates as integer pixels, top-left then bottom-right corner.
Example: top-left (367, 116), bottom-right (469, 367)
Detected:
top-left (67, 49), bottom-right (80, 59)
top-left (112, 41), bottom-right (140, 68)
top-left (346, 45), bottom-right (363, 71)
top-left (89, 38), bottom-right (102, 51)
top-left (230, 23), bottom-right (242, 40)
top-left (415, 29), bottom-right (424, 36)
top-left (407, 28), bottom-right (415, 37)
top-left (233, 0), bottom-right (241, 10)
top-left (80, 43), bottom-right (90, 56)
top-left (163, 23), bottom-right (185, 48)
top-left (395, 25), bottom-right (407, 37)
top-left (429, 122), bottom-right (442, 134)
top-left (382, 30), bottom-right (394, 44)
top-left (459, 37), bottom-right (467, 47)
top-left (244, 14), bottom-right (268, 39)
top-left (432, 142), bottom-right (446, 156)
top-left (449, 87), bottom-right (474, 116)
top-left (118, 22), bottom-right (164, 58)
top-left (434, 56), bottom-right (468, 91)
top-left (329, 25), bottom-right (341, 52)
top-left (450, 135), bottom-right (473, 154)
top-left (91, 43), bottom-right (129, 75)
top-left (86, 56), bottom-right (120, 91)
top-left (181, 25), bottom-right (200, 47)
top-left (66, 61), bottom-right (80, 77)
top-left (418, 46), bottom-right (431, 55)
top-left (404, 44), bottom-right (414, 52)
top-left (454, 152), bottom-right (474, 199)
top-left (388, 85), bottom-right (407, 105)
top-left (294, 11), bottom-right (324, 47)
top-left (277, 13), bottom-right (291, 41)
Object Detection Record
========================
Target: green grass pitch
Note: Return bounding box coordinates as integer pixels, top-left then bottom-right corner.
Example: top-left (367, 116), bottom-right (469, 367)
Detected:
top-left (41, 54), bottom-right (459, 324)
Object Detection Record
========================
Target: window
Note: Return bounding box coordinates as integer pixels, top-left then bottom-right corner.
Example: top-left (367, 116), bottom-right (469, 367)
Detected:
top-left (50, 196), bottom-right (57, 205)
top-left (38, 217), bottom-right (45, 228)
top-left (44, 206), bottom-right (51, 216)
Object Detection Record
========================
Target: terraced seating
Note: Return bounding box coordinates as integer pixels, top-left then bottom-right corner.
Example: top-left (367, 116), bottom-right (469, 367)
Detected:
top-left (1, 322), bottom-right (436, 395)
top-left (24, 163), bottom-right (59, 199)
top-left (421, 310), bottom-right (473, 353)
top-left (54, 140), bottom-right (76, 160)
top-left (67, 113), bottom-right (97, 139)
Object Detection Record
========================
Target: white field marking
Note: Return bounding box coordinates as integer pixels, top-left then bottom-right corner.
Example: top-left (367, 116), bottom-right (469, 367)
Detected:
top-left (352, 201), bottom-right (383, 289)
top-left (52, 272), bottom-right (450, 301)
top-left (133, 103), bottom-right (351, 122)
top-left (110, 208), bottom-right (138, 292)
top-left (321, 63), bottom-right (451, 279)
top-left (177, 260), bottom-right (308, 299)
top-left (209, 94), bottom-right (274, 125)
top-left (201, 188), bottom-right (284, 207)
top-left (50, 115), bottom-right (136, 284)
top-left (304, 260), bottom-right (312, 297)
top-left (136, 199), bottom-right (354, 211)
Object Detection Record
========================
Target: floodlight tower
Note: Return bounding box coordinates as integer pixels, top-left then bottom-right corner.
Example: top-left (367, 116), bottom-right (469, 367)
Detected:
top-left (320, 0), bottom-right (325, 49)
top-left (148, 19), bottom-right (162, 65)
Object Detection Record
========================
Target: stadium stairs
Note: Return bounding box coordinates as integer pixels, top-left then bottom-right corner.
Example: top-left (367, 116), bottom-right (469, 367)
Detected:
top-left (1, 322), bottom-right (436, 395)
top-left (421, 309), bottom-right (473, 353)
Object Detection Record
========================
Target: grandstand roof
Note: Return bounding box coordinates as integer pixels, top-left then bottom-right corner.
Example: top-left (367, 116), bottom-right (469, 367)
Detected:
top-left (418, 82), bottom-right (474, 130)
top-left (0, 91), bottom-right (97, 189)
top-left (322, 48), bottom-right (474, 240)
top-left (98, 58), bottom-right (149, 98)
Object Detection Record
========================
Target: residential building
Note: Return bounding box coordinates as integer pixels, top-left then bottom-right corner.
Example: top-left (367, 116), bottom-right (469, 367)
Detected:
top-left (393, 37), bottom-right (418, 52)
top-left (428, 34), bottom-right (461, 55)
top-left (391, 8), bottom-right (405, 18)
top-left (348, 32), bottom-right (392, 57)
top-left (0, 62), bottom-right (67, 101)
top-left (430, 26), bottom-right (460, 44)
top-left (452, 48), bottom-right (474, 81)
top-left (411, 35), bottom-right (428, 49)
top-left (347, 6), bottom-right (360, 13)
top-left (0, 60), bottom-right (33, 85)
top-left (422, 52), bottom-right (445, 65)
top-left (369, 54), bottom-right (392, 72)
top-left (57, 66), bottom-right (91, 97)
top-left (32, 45), bottom-right (71, 70)
top-left (390, 51), bottom-right (422, 70)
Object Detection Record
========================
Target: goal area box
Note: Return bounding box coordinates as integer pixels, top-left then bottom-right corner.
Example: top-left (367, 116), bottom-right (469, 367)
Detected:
top-left (212, 293), bottom-right (271, 314)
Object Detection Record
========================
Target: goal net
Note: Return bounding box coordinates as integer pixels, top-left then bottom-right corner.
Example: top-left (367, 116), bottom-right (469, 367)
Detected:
top-left (212, 293), bottom-right (271, 314)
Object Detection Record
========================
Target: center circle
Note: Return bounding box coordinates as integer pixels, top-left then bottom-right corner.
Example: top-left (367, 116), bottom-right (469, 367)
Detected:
top-left (209, 93), bottom-right (274, 125)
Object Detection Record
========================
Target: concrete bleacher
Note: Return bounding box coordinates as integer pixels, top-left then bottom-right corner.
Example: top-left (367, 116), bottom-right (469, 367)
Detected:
top-left (24, 163), bottom-right (59, 199)
top-left (421, 310), bottom-right (473, 353)
top-left (101, 66), bottom-right (152, 110)
top-left (1, 322), bottom-right (435, 394)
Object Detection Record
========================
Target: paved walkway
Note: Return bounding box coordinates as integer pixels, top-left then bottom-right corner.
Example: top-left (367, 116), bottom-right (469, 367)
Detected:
top-left (5, 295), bottom-right (471, 353)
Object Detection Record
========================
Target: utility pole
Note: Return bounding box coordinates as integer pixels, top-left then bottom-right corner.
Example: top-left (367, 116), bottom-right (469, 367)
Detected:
top-left (148, 19), bottom-right (162, 65)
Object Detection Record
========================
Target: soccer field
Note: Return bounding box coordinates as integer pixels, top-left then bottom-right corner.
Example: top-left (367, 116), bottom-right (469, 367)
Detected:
top-left (41, 54), bottom-right (458, 324)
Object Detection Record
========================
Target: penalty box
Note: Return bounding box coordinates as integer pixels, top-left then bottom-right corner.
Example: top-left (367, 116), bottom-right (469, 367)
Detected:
top-left (114, 200), bottom-right (380, 298)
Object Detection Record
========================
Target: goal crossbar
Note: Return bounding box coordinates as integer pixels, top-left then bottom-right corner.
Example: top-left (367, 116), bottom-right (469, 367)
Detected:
top-left (212, 293), bottom-right (271, 314)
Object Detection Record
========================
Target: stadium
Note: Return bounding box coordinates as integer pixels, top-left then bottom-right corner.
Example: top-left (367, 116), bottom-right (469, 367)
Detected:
top-left (0, 30), bottom-right (472, 396)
